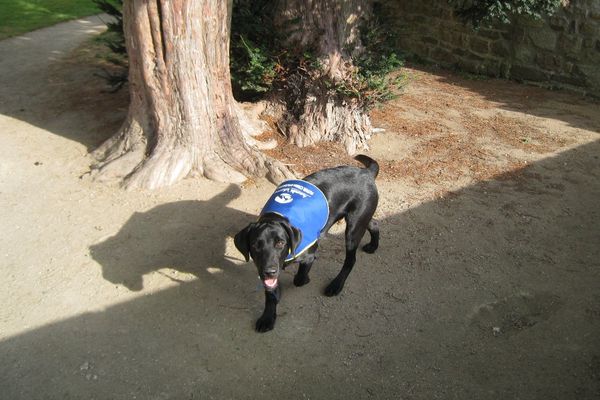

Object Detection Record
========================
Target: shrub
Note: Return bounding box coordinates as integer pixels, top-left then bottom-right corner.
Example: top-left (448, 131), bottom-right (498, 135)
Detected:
top-left (448, 0), bottom-right (564, 27)
top-left (92, 0), bottom-right (126, 90)
top-left (230, 0), bottom-right (405, 108)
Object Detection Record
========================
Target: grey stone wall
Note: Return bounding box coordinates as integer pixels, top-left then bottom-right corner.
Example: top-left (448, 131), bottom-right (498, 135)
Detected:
top-left (382, 0), bottom-right (600, 97)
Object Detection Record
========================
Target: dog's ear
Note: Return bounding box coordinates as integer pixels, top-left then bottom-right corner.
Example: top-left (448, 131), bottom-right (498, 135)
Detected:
top-left (279, 221), bottom-right (302, 258)
top-left (234, 224), bottom-right (254, 262)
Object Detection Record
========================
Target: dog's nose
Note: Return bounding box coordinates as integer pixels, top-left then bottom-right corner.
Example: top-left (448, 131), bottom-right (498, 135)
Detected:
top-left (264, 267), bottom-right (278, 276)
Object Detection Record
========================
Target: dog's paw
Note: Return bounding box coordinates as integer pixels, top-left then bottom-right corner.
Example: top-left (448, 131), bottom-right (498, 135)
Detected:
top-left (255, 315), bottom-right (276, 333)
top-left (324, 279), bottom-right (344, 297)
top-left (293, 274), bottom-right (310, 287)
top-left (362, 243), bottom-right (378, 254)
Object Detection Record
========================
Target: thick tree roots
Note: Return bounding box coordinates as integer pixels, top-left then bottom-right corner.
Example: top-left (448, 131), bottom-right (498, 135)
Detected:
top-left (271, 77), bottom-right (373, 155)
top-left (286, 99), bottom-right (372, 155)
top-left (90, 128), bottom-right (294, 190)
top-left (236, 102), bottom-right (277, 150)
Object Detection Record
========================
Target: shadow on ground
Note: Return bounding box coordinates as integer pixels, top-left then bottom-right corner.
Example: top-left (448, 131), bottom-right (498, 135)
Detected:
top-left (1, 141), bottom-right (599, 399)
top-left (89, 184), bottom-right (254, 292)
top-left (0, 16), bottom-right (127, 151)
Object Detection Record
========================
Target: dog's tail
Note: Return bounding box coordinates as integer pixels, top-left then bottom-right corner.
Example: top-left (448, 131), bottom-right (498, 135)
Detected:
top-left (354, 154), bottom-right (379, 178)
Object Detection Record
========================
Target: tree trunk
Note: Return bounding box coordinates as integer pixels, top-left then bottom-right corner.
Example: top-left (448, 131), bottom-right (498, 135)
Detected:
top-left (273, 0), bottom-right (372, 154)
top-left (91, 0), bottom-right (292, 189)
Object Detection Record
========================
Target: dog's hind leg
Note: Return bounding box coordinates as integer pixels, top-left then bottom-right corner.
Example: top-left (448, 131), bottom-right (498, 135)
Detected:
top-left (324, 212), bottom-right (371, 297)
top-left (362, 219), bottom-right (379, 254)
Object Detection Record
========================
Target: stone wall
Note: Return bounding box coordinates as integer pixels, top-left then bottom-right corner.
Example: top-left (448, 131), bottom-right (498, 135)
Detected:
top-left (382, 0), bottom-right (600, 97)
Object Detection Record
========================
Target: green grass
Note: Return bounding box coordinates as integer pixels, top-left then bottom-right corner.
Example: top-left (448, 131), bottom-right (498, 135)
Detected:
top-left (0, 0), bottom-right (99, 40)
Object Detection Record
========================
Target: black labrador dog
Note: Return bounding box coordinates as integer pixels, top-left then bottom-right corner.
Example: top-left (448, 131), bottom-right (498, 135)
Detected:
top-left (234, 155), bottom-right (379, 332)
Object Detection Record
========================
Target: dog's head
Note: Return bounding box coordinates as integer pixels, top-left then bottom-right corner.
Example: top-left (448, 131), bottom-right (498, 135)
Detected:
top-left (234, 218), bottom-right (301, 290)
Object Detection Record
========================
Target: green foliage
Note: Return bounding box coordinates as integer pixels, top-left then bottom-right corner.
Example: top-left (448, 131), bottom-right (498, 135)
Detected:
top-left (93, 0), bottom-right (405, 107)
top-left (230, 0), bottom-right (280, 99)
top-left (230, 0), bottom-right (405, 108)
top-left (235, 36), bottom-right (277, 93)
top-left (92, 0), bottom-right (124, 55)
top-left (0, 0), bottom-right (99, 40)
top-left (324, 45), bottom-right (405, 109)
top-left (306, 3), bottom-right (406, 109)
top-left (91, 0), bottom-right (126, 90)
top-left (348, 4), bottom-right (405, 108)
top-left (448, 0), bottom-right (564, 28)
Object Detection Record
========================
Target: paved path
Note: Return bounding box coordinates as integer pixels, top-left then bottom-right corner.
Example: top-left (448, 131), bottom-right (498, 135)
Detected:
top-left (0, 15), bottom-right (108, 116)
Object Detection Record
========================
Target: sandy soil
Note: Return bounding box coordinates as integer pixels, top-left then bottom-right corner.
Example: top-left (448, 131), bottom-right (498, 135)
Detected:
top-left (1, 17), bottom-right (599, 400)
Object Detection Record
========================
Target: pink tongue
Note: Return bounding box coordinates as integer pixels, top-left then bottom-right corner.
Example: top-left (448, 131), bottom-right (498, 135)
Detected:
top-left (264, 277), bottom-right (278, 288)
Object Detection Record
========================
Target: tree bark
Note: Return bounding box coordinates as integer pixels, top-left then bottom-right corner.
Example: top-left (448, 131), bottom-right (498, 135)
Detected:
top-left (91, 0), bottom-right (292, 189)
top-left (273, 0), bottom-right (372, 154)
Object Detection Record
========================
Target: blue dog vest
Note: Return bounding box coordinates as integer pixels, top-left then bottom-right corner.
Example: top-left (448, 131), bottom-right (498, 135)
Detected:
top-left (260, 180), bottom-right (329, 261)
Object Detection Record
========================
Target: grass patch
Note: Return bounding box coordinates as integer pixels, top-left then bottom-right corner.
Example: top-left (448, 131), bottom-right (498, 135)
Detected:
top-left (0, 0), bottom-right (99, 40)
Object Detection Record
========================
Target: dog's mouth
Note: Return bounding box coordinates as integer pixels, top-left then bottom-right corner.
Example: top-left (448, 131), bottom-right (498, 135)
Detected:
top-left (262, 275), bottom-right (278, 290)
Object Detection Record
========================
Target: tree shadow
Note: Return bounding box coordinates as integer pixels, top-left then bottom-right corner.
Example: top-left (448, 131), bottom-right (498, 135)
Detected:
top-left (1, 141), bottom-right (599, 399)
top-left (90, 184), bottom-right (256, 292)
top-left (0, 15), bottom-right (127, 152)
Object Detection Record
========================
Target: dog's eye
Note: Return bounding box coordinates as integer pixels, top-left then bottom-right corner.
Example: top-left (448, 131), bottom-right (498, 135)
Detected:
top-left (274, 240), bottom-right (285, 249)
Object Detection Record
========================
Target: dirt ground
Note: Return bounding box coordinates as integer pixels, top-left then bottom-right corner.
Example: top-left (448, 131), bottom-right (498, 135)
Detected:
top-left (1, 17), bottom-right (599, 400)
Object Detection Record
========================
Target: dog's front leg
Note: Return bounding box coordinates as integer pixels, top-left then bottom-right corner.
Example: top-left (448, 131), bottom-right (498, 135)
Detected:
top-left (293, 261), bottom-right (313, 286)
top-left (256, 286), bottom-right (280, 332)
top-left (294, 245), bottom-right (317, 287)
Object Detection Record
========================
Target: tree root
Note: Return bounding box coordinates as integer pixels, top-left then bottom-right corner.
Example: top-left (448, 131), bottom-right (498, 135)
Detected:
top-left (262, 157), bottom-right (297, 183)
top-left (90, 136), bottom-right (294, 189)
top-left (88, 119), bottom-right (147, 184)
top-left (89, 145), bottom-right (146, 183)
top-left (123, 147), bottom-right (194, 190)
top-left (236, 101), bottom-right (277, 150)
top-left (89, 102), bottom-right (295, 189)
top-left (203, 155), bottom-right (248, 184)
top-left (275, 91), bottom-right (372, 155)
